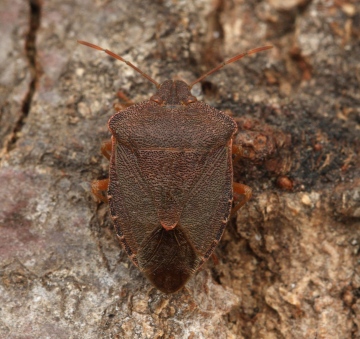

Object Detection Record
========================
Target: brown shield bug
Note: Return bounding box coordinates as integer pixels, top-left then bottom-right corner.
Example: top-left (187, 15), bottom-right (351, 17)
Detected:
top-left (78, 40), bottom-right (272, 293)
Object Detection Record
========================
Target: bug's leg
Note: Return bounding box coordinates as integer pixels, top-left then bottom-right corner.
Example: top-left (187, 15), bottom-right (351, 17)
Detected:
top-left (231, 182), bottom-right (252, 216)
top-left (114, 91), bottom-right (135, 111)
top-left (92, 138), bottom-right (112, 202)
top-left (91, 178), bottom-right (109, 203)
top-left (117, 91), bottom-right (134, 107)
top-left (211, 253), bottom-right (220, 265)
top-left (231, 143), bottom-right (251, 215)
top-left (101, 139), bottom-right (112, 161)
top-left (232, 144), bottom-right (244, 163)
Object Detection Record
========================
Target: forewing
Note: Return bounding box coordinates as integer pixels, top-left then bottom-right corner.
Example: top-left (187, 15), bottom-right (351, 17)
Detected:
top-left (179, 142), bottom-right (233, 262)
top-left (108, 139), bottom-right (159, 265)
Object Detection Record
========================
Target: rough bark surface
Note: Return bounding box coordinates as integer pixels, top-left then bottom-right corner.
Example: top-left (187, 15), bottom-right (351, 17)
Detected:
top-left (0, 0), bottom-right (359, 338)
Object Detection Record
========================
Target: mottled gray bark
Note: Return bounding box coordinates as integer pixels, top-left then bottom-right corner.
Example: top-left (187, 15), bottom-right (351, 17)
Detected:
top-left (0, 0), bottom-right (359, 338)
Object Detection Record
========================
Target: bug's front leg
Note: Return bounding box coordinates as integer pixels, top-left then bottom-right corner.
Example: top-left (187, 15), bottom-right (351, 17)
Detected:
top-left (113, 91), bottom-right (135, 111)
top-left (100, 138), bottom-right (112, 160)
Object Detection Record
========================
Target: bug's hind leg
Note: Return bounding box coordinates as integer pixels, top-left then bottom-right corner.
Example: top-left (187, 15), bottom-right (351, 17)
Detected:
top-left (231, 182), bottom-right (252, 217)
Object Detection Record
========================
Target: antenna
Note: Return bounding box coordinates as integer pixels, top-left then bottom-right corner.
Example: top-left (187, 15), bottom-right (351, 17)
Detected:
top-left (189, 45), bottom-right (273, 88)
top-left (77, 40), bottom-right (160, 88)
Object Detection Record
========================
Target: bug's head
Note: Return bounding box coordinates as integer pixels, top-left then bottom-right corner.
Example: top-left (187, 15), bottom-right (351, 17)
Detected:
top-left (150, 80), bottom-right (197, 107)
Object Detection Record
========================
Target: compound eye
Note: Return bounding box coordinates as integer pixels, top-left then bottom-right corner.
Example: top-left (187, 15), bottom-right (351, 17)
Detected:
top-left (183, 95), bottom-right (197, 105)
top-left (151, 95), bottom-right (164, 105)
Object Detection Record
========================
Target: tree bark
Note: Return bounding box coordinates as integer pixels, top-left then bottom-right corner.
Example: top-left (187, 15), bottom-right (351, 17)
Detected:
top-left (0, 0), bottom-right (359, 338)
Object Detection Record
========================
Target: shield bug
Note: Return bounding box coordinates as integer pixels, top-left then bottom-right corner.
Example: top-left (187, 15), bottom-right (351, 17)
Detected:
top-left (78, 40), bottom-right (272, 293)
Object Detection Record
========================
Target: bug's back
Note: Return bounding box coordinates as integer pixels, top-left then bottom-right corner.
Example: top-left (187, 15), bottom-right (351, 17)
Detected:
top-left (108, 80), bottom-right (237, 293)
